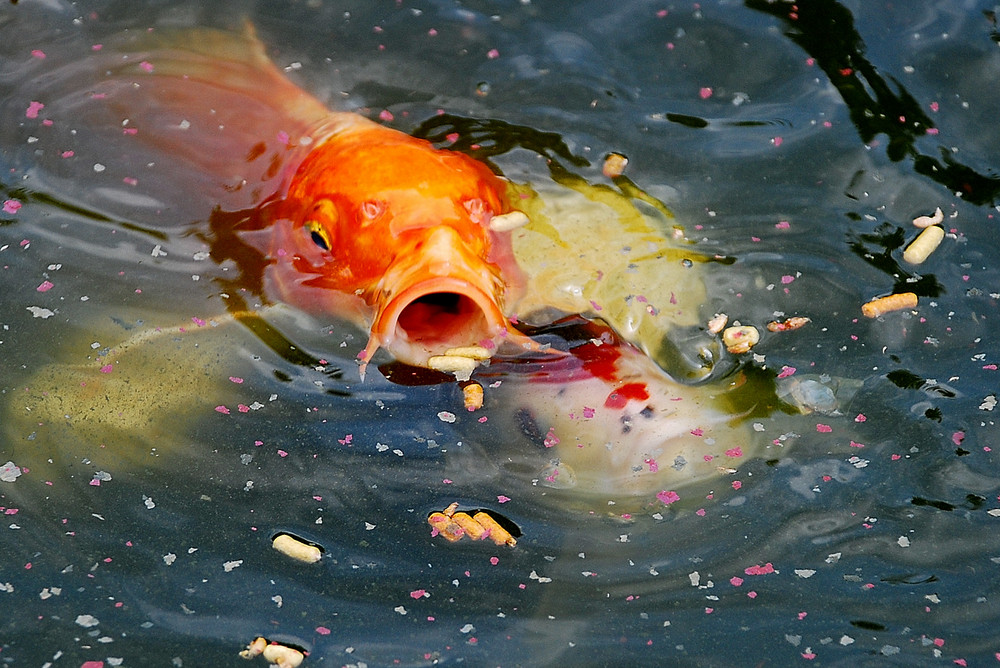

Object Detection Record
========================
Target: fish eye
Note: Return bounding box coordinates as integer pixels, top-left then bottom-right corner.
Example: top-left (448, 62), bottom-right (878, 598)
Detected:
top-left (305, 220), bottom-right (332, 251)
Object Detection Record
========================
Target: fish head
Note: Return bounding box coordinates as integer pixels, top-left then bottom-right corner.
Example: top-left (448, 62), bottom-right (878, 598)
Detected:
top-left (271, 124), bottom-right (526, 370)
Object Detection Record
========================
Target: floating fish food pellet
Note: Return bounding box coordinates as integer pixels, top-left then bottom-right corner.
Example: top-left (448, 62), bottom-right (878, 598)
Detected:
top-left (862, 292), bottom-right (918, 318)
top-left (902, 225), bottom-right (944, 265)
top-left (463, 382), bottom-right (484, 411)
top-left (271, 533), bottom-right (322, 563)
top-left (722, 325), bottom-right (760, 354)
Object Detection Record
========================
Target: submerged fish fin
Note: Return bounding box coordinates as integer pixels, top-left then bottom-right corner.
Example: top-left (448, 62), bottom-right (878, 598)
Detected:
top-left (7, 23), bottom-right (353, 224)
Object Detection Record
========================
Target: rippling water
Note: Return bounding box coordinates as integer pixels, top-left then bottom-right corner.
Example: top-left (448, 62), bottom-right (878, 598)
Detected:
top-left (2, 1), bottom-right (1000, 666)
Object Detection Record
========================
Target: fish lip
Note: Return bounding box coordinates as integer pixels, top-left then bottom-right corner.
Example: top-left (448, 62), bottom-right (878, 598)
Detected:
top-left (362, 275), bottom-right (509, 370)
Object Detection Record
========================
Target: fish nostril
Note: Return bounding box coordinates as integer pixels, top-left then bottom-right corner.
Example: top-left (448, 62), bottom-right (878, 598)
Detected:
top-left (361, 200), bottom-right (384, 220)
top-left (463, 197), bottom-right (487, 223)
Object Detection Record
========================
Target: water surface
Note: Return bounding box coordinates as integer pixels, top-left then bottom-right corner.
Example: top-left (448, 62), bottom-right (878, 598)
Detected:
top-left (2, 1), bottom-right (1000, 666)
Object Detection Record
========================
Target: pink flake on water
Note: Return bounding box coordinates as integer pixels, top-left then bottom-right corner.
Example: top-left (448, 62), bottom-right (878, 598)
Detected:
top-left (3, 199), bottom-right (21, 214)
top-left (379, 109), bottom-right (394, 122)
top-left (855, 413), bottom-right (866, 422)
top-left (582, 406), bottom-right (595, 419)
top-left (99, 364), bottom-right (113, 374)
top-left (26, 101), bottom-right (44, 119)
top-left (777, 366), bottom-right (796, 379)
top-left (732, 480), bottom-right (742, 490)
top-left (490, 556), bottom-right (499, 565)
top-left (215, 405), bottom-right (231, 414)
top-left (772, 136), bottom-right (783, 147)
top-left (36, 280), bottom-right (54, 292)
top-left (238, 404), bottom-right (250, 413)
top-left (497, 495), bottom-right (511, 503)
top-left (31, 49), bottom-right (46, 59)
top-left (690, 428), bottom-right (704, 437)
top-left (409, 589), bottom-right (428, 599)
top-left (730, 576), bottom-right (744, 586)
top-left (276, 130), bottom-right (290, 144)
top-left (89, 478), bottom-right (101, 487)
top-left (704, 607), bottom-right (714, 614)
top-left (656, 490), bottom-right (680, 505)
top-left (486, 48), bottom-right (500, 59)
top-left (656, 9), bottom-right (668, 18)
top-left (744, 563), bottom-right (774, 576)
top-left (443, 479), bottom-right (453, 484)
top-left (122, 127), bottom-right (137, 136)
top-left (696, 508), bottom-right (706, 516)
top-left (644, 458), bottom-right (659, 472)
top-left (725, 447), bottom-right (743, 458)
top-left (952, 431), bottom-right (965, 446)
top-left (61, 150), bottom-right (74, 158)
top-left (123, 177), bottom-right (138, 186)
top-left (926, 128), bottom-right (939, 135)
top-left (446, 132), bottom-right (460, 143)
top-left (191, 317), bottom-right (206, 326)
top-left (775, 220), bottom-right (790, 229)
top-left (589, 299), bottom-right (602, 311)
top-left (81, 662), bottom-right (105, 668)
top-left (780, 275), bottom-right (795, 284)
top-left (983, 364), bottom-right (997, 370)
top-left (816, 424), bottom-right (832, 433)
top-left (478, 416), bottom-right (488, 423)
top-left (699, 87), bottom-right (713, 99)
top-left (338, 434), bottom-right (353, 445)
top-left (802, 651), bottom-right (816, 660)
top-left (748, 591), bottom-right (758, 599)
top-left (229, 376), bottom-right (244, 384)
top-left (316, 626), bottom-right (331, 635)
top-left (428, 28), bottom-right (438, 36)
top-left (277, 449), bottom-right (288, 457)
top-left (849, 441), bottom-right (865, 448)
top-left (543, 427), bottom-right (559, 447)
top-left (139, 60), bottom-right (154, 72)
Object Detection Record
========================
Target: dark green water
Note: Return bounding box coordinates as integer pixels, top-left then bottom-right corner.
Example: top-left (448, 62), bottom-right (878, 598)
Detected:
top-left (2, 1), bottom-right (1000, 666)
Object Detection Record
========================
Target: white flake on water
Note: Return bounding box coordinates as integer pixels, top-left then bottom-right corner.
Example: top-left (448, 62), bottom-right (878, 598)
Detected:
top-left (26, 306), bottom-right (55, 319)
top-left (0, 461), bottom-right (22, 482)
top-left (163, 553), bottom-right (177, 566)
top-left (223, 560), bottom-right (243, 572)
top-left (75, 614), bottom-right (100, 628)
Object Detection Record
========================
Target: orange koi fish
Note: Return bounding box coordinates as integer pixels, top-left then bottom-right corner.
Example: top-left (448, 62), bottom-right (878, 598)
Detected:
top-left (14, 25), bottom-right (533, 375)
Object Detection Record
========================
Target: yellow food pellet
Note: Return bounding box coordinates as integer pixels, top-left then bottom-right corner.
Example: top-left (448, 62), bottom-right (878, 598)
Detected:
top-left (450, 511), bottom-right (488, 540)
top-left (261, 643), bottom-right (305, 668)
top-left (722, 325), bottom-right (760, 354)
top-left (862, 292), bottom-right (918, 318)
top-left (602, 152), bottom-right (629, 178)
top-left (271, 534), bottom-right (322, 564)
top-left (428, 511), bottom-right (464, 542)
top-left (912, 207), bottom-right (944, 228)
top-left (489, 211), bottom-right (530, 232)
top-left (463, 382), bottom-right (484, 411)
top-left (240, 637), bottom-right (268, 659)
top-left (706, 313), bottom-right (728, 334)
top-left (427, 355), bottom-right (478, 380)
top-left (902, 225), bottom-right (944, 265)
top-left (473, 511), bottom-right (517, 547)
top-left (443, 346), bottom-right (492, 360)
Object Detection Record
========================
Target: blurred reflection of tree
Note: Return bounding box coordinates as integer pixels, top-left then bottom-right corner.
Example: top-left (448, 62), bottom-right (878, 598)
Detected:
top-left (747, 0), bottom-right (1000, 206)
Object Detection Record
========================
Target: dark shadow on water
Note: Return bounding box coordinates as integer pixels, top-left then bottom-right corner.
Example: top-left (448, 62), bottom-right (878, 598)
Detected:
top-left (746, 0), bottom-right (1000, 205)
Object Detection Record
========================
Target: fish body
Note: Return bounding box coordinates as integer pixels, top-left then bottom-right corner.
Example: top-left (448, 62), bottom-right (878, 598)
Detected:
top-left (3, 22), bottom-right (759, 499)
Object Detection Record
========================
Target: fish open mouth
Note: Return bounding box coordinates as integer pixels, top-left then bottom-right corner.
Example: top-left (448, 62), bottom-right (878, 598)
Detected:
top-left (362, 276), bottom-right (510, 373)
